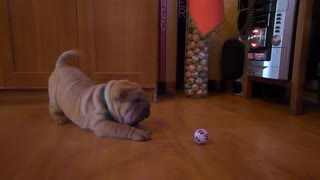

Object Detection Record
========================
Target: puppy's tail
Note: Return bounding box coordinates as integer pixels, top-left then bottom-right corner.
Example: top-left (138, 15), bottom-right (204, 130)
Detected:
top-left (55, 49), bottom-right (80, 68)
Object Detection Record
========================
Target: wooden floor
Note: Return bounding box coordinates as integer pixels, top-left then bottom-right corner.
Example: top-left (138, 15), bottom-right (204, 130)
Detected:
top-left (0, 93), bottom-right (319, 180)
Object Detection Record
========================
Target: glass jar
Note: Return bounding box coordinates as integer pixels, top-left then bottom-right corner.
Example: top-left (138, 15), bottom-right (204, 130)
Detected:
top-left (184, 16), bottom-right (209, 98)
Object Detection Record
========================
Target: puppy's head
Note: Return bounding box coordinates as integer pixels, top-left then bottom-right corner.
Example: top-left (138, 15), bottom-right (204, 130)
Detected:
top-left (108, 80), bottom-right (150, 125)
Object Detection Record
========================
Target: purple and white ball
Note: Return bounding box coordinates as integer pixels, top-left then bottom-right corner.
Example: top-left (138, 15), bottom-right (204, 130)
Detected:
top-left (194, 129), bottom-right (209, 144)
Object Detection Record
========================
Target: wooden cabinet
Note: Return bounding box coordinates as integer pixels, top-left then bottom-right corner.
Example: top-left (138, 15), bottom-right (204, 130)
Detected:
top-left (0, 0), bottom-right (158, 91)
top-left (77, 0), bottom-right (158, 88)
top-left (0, 0), bottom-right (78, 88)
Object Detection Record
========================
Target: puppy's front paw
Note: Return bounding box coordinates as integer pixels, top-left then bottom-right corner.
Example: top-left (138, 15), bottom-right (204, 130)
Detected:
top-left (131, 129), bottom-right (152, 141)
top-left (134, 124), bottom-right (150, 131)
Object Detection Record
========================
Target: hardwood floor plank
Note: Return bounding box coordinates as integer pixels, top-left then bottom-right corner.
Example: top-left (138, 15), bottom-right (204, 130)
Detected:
top-left (0, 93), bottom-right (319, 179)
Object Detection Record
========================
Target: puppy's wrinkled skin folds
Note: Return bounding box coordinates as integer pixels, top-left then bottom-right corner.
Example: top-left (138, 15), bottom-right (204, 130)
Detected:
top-left (48, 50), bottom-right (151, 141)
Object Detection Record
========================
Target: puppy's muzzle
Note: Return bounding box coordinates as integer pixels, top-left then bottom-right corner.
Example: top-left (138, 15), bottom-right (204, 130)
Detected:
top-left (140, 100), bottom-right (150, 119)
top-left (142, 106), bottom-right (150, 119)
top-left (135, 99), bottom-right (150, 119)
top-left (128, 100), bottom-right (151, 126)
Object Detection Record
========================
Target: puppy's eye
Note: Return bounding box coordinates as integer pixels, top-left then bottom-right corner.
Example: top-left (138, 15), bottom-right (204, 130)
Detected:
top-left (133, 99), bottom-right (140, 103)
top-left (116, 89), bottom-right (130, 101)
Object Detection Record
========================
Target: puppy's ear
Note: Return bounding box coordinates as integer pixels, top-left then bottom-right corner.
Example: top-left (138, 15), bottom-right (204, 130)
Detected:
top-left (115, 88), bottom-right (132, 101)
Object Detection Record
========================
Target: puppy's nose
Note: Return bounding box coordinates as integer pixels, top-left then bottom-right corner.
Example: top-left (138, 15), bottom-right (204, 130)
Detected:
top-left (144, 108), bottom-right (150, 118)
top-left (145, 101), bottom-right (150, 109)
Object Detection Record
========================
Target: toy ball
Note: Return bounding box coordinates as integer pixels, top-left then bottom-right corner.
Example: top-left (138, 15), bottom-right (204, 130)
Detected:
top-left (194, 129), bottom-right (209, 144)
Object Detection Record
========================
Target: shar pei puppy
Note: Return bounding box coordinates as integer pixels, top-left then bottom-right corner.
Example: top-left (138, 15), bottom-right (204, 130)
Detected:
top-left (48, 50), bottom-right (152, 141)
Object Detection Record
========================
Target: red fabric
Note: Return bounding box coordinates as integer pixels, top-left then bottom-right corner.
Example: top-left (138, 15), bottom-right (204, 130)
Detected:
top-left (189, 0), bottom-right (225, 36)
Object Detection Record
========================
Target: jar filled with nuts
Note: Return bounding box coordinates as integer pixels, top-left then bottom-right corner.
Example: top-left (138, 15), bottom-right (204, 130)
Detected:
top-left (184, 16), bottom-right (209, 98)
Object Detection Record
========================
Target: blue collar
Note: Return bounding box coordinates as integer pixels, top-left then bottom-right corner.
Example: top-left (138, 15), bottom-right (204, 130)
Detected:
top-left (100, 87), bottom-right (115, 121)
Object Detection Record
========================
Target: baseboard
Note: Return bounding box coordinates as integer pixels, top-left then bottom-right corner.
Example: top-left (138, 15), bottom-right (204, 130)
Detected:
top-left (303, 91), bottom-right (319, 104)
top-left (143, 88), bottom-right (158, 103)
top-left (0, 89), bottom-right (49, 106)
top-left (166, 81), bottom-right (176, 93)
top-left (157, 80), bottom-right (218, 94)
top-left (208, 80), bottom-right (217, 92)
top-left (156, 81), bottom-right (177, 95)
top-left (305, 80), bottom-right (319, 91)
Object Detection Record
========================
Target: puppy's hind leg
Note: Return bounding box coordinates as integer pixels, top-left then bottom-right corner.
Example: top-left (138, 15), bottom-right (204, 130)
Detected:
top-left (48, 77), bottom-right (70, 125)
top-left (49, 106), bottom-right (70, 125)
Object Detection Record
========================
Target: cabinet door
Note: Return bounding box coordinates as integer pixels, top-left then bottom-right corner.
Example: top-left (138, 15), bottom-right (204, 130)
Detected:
top-left (77, 0), bottom-right (158, 88)
top-left (0, 0), bottom-right (78, 88)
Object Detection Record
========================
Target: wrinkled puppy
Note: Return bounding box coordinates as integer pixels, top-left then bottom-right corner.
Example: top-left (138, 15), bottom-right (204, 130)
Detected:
top-left (48, 49), bottom-right (152, 141)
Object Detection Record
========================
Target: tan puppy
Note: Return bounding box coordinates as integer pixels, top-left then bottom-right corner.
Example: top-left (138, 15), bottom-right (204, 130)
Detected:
top-left (48, 50), bottom-right (152, 141)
